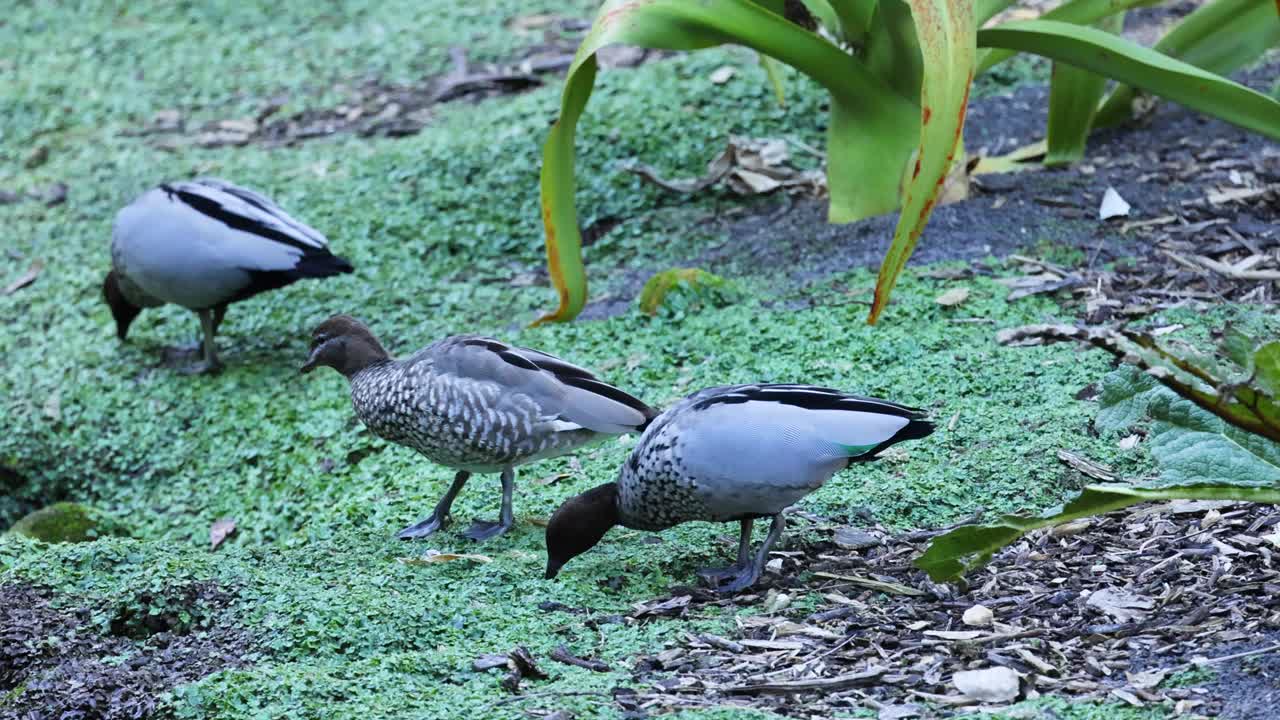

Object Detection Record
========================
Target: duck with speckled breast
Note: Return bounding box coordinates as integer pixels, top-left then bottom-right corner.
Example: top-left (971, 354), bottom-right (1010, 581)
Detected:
top-left (544, 383), bottom-right (935, 592)
top-left (301, 314), bottom-right (658, 541)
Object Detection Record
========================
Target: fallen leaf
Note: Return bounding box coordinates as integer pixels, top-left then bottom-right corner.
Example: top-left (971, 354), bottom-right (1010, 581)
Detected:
top-left (401, 550), bottom-right (493, 565)
top-left (1085, 588), bottom-right (1152, 622)
top-left (879, 704), bottom-right (923, 720)
top-left (24, 145), bottom-right (49, 169)
top-left (210, 517), bottom-right (236, 550)
top-left (1099, 187), bottom-right (1131, 220)
top-left (709, 65), bottom-right (736, 84)
top-left (833, 527), bottom-right (880, 550)
top-left (631, 594), bottom-right (691, 618)
top-left (935, 287), bottom-right (970, 307)
top-left (953, 666), bottom-right (1020, 702)
top-left (472, 653), bottom-right (509, 671)
top-left (3, 260), bottom-right (44, 295)
top-left (1127, 667), bottom-right (1169, 690)
top-left (924, 630), bottom-right (985, 641)
top-left (813, 571), bottom-right (924, 596)
top-left (1050, 519), bottom-right (1092, 537)
top-left (42, 392), bottom-right (61, 422)
top-left (533, 472), bottom-right (572, 486)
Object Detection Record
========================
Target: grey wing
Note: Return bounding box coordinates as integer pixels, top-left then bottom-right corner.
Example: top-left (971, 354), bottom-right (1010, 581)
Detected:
top-left (672, 393), bottom-right (916, 518)
top-left (429, 336), bottom-right (654, 435)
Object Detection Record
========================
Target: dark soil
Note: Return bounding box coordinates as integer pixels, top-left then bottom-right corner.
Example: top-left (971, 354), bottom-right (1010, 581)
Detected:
top-left (597, 501), bottom-right (1280, 718)
top-left (0, 582), bottom-right (258, 720)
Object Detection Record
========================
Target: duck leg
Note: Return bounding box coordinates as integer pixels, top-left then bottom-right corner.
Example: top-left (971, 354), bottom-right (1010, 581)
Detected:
top-left (697, 519), bottom-right (754, 581)
top-left (397, 470), bottom-right (470, 539)
top-left (462, 466), bottom-right (515, 541)
top-left (179, 308), bottom-right (223, 375)
top-left (713, 513), bottom-right (785, 594)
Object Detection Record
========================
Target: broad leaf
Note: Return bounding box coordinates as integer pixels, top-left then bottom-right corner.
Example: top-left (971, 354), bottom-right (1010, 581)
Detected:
top-left (537, 0), bottom-right (912, 323)
top-left (1095, 365), bottom-right (1163, 434)
top-left (978, 0), bottom-right (1162, 73)
top-left (917, 483), bottom-right (1280, 581)
top-left (867, 0), bottom-right (975, 324)
top-left (1043, 13), bottom-right (1124, 166)
top-left (978, 21), bottom-right (1280, 142)
top-left (1097, 0), bottom-right (1280, 126)
top-left (1255, 342), bottom-right (1280, 397)
top-left (1147, 393), bottom-right (1280, 487)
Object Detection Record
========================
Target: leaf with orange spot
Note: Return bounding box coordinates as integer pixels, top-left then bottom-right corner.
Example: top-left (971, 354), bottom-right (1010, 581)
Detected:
top-left (867, 0), bottom-right (976, 324)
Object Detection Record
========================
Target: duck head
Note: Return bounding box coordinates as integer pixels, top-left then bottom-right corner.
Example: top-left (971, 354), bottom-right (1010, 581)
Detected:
top-left (301, 314), bottom-right (390, 377)
top-left (102, 271), bottom-right (142, 341)
top-left (544, 481), bottom-right (620, 580)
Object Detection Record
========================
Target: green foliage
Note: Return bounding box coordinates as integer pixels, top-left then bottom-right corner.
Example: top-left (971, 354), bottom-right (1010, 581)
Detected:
top-left (980, 20), bottom-right (1280, 142)
top-left (638, 268), bottom-right (739, 318)
top-left (919, 322), bottom-right (1280, 581)
top-left (536, 0), bottom-right (973, 324)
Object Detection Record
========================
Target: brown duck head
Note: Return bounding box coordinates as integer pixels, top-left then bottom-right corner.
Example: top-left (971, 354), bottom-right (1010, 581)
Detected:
top-left (300, 314), bottom-right (391, 378)
top-left (544, 481), bottom-right (620, 580)
top-left (102, 271), bottom-right (142, 341)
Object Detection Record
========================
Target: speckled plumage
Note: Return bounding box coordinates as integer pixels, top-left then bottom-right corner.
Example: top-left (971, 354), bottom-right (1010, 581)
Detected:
top-left (561, 383), bottom-right (936, 591)
top-left (305, 319), bottom-right (657, 541)
top-left (349, 336), bottom-right (604, 473)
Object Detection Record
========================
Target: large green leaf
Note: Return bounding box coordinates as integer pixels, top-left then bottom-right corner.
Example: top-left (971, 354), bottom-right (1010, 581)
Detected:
top-left (867, 0), bottom-right (975, 324)
top-left (536, 0), bottom-right (914, 323)
top-left (1042, 13), bottom-right (1124, 166)
top-left (917, 483), bottom-right (1280, 581)
top-left (978, 21), bottom-right (1280, 142)
top-left (977, 0), bottom-right (1161, 73)
top-left (1147, 393), bottom-right (1280, 487)
top-left (1096, 0), bottom-right (1280, 127)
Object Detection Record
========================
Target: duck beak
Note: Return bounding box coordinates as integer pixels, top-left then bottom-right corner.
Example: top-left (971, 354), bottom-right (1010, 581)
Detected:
top-left (544, 560), bottom-right (564, 580)
top-left (300, 345), bottom-right (322, 374)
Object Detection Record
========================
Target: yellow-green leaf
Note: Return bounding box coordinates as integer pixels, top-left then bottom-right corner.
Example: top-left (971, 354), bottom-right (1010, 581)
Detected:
top-left (867, 0), bottom-right (976, 324)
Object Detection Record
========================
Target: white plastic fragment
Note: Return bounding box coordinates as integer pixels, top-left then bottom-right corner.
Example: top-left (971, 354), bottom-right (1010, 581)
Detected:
top-left (1099, 187), bottom-right (1131, 220)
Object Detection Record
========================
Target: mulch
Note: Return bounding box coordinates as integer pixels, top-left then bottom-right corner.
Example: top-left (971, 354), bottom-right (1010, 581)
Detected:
top-left (618, 500), bottom-right (1280, 719)
top-left (0, 582), bottom-right (258, 720)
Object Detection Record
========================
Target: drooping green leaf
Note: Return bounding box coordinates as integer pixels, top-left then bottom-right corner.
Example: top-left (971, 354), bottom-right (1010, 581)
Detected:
top-left (1097, 0), bottom-right (1280, 127)
top-left (917, 483), bottom-right (1280, 581)
top-left (759, 54), bottom-right (788, 105)
top-left (1256, 342), bottom-right (1280, 397)
top-left (866, 0), bottom-right (924, 101)
top-left (828, 0), bottom-right (877, 45)
top-left (1043, 12), bottom-right (1124, 166)
top-left (975, 0), bottom-right (1016, 25)
top-left (537, 0), bottom-right (913, 323)
top-left (638, 267), bottom-right (738, 317)
top-left (977, 0), bottom-right (1162, 73)
top-left (1095, 365), bottom-right (1166, 434)
top-left (978, 20), bottom-right (1280, 142)
top-left (1146, 393), bottom-right (1280, 487)
top-left (867, 0), bottom-right (975, 324)
top-left (1222, 325), bottom-right (1257, 368)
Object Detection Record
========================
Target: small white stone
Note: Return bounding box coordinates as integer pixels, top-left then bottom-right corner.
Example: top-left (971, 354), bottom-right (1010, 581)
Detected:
top-left (962, 604), bottom-right (994, 627)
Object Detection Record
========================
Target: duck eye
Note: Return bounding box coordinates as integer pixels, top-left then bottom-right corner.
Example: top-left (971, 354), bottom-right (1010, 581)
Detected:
top-left (313, 334), bottom-right (329, 347)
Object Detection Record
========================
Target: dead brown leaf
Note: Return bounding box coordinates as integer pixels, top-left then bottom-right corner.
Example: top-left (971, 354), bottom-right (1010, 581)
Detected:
top-left (3, 260), bottom-right (44, 295)
top-left (210, 517), bottom-right (236, 550)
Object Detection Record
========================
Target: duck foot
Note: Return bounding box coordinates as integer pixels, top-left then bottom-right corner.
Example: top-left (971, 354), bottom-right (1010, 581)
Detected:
top-left (462, 519), bottom-right (511, 541)
top-left (396, 514), bottom-right (447, 539)
top-left (703, 564), bottom-right (761, 594)
top-left (176, 358), bottom-right (223, 375)
top-left (696, 563), bottom-right (747, 582)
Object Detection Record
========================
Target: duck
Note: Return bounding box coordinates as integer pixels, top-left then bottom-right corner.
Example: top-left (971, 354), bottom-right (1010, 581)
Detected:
top-left (103, 178), bottom-right (353, 373)
top-left (544, 383), bottom-right (935, 592)
top-left (300, 314), bottom-right (658, 541)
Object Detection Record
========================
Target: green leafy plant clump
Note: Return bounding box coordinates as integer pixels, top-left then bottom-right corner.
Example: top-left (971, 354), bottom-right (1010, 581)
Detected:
top-left (919, 322), bottom-right (1280, 581)
top-left (535, 0), bottom-right (1280, 325)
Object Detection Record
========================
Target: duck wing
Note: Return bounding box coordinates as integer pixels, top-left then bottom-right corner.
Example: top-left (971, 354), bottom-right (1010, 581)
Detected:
top-left (428, 336), bottom-right (656, 435)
